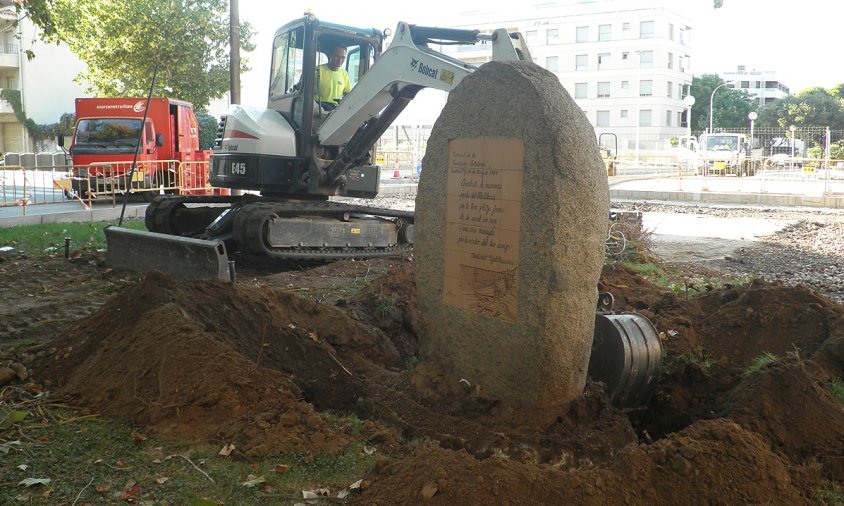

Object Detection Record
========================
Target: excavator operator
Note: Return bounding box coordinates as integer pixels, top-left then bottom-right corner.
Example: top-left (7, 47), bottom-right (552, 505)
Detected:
top-left (317, 45), bottom-right (351, 111)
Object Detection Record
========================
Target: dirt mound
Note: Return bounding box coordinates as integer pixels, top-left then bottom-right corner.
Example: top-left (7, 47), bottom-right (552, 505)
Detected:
top-left (349, 265), bottom-right (419, 362)
top-left (33, 270), bottom-right (405, 455)
top-left (26, 262), bottom-right (844, 501)
top-left (353, 419), bottom-right (819, 505)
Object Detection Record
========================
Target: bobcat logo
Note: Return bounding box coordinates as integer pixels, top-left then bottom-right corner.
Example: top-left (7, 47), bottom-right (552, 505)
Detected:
top-left (410, 57), bottom-right (418, 71)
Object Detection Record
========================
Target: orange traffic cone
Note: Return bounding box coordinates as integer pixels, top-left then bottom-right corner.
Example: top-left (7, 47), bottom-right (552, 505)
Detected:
top-left (393, 170), bottom-right (401, 178)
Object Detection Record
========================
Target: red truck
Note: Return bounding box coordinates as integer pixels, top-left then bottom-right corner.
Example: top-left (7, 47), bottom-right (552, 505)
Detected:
top-left (65, 97), bottom-right (218, 201)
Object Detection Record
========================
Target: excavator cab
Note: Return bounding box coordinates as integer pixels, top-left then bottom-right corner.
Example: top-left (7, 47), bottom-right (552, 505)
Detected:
top-left (267, 15), bottom-right (382, 159)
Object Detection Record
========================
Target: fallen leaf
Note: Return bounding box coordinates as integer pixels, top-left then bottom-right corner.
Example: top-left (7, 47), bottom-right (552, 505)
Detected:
top-left (250, 462), bottom-right (260, 471)
top-left (259, 484), bottom-right (275, 494)
top-left (667, 329), bottom-right (679, 337)
top-left (152, 459), bottom-right (162, 464)
top-left (349, 479), bottom-right (363, 490)
top-left (19, 478), bottom-right (51, 487)
top-left (131, 431), bottom-right (147, 442)
top-left (274, 464), bottom-right (290, 474)
top-left (156, 477), bottom-right (170, 485)
top-left (218, 443), bottom-right (235, 457)
top-left (364, 446), bottom-right (376, 456)
top-left (241, 475), bottom-right (266, 488)
top-left (420, 482), bottom-right (438, 499)
top-left (96, 483), bottom-right (110, 493)
top-left (116, 460), bottom-right (131, 469)
top-left (0, 440), bottom-right (21, 453)
top-left (17, 464), bottom-right (28, 471)
top-left (0, 409), bottom-right (30, 430)
top-left (119, 485), bottom-right (140, 500)
top-left (125, 479), bottom-right (137, 488)
top-left (302, 488), bottom-right (330, 498)
top-left (288, 323), bottom-right (297, 329)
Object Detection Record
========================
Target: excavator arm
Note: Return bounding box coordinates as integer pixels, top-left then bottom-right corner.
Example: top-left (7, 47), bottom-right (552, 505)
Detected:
top-left (319, 22), bottom-right (531, 184)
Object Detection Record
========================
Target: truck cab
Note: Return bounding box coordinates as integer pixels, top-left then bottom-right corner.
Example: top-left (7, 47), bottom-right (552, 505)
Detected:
top-left (68, 97), bottom-right (210, 200)
top-left (699, 133), bottom-right (753, 177)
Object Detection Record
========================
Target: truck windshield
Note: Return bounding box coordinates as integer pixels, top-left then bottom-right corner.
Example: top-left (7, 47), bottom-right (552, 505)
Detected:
top-left (74, 118), bottom-right (142, 153)
top-left (705, 136), bottom-right (738, 152)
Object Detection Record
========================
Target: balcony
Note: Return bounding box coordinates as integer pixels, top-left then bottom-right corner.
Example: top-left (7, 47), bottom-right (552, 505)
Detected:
top-left (0, 43), bottom-right (18, 69)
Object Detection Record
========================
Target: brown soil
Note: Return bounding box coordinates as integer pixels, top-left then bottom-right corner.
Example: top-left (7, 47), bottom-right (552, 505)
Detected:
top-left (7, 256), bottom-right (844, 503)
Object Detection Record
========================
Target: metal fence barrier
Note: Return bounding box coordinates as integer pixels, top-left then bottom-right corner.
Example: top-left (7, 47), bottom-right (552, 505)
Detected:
top-left (0, 160), bottom-right (218, 215)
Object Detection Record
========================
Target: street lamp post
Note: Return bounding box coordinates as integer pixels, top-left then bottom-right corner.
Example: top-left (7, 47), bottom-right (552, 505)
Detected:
top-left (789, 124), bottom-right (796, 171)
top-left (748, 111), bottom-right (757, 146)
top-left (709, 82), bottom-right (729, 133)
top-left (683, 94), bottom-right (696, 144)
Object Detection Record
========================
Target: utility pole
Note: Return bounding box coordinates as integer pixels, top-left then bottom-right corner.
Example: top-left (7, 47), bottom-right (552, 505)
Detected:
top-left (229, 0), bottom-right (241, 105)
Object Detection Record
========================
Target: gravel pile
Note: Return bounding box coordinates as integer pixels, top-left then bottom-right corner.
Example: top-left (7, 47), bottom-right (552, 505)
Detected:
top-left (339, 195), bottom-right (844, 304)
top-left (612, 201), bottom-right (844, 304)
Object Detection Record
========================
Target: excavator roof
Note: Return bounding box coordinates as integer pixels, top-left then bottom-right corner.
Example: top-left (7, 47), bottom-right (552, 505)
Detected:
top-left (274, 14), bottom-right (383, 41)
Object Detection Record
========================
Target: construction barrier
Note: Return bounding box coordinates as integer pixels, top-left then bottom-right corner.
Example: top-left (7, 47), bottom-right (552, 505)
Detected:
top-left (0, 159), bottom-right (223, 215)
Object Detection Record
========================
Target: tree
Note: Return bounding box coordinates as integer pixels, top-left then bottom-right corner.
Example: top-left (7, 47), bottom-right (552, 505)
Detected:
top-left (18, 0), bottom-right (254, 112)
top-left (689, 74), bottom-right (756, 132)
top-left (757, 86), bottom-right (844, 130)
top-left (196, 113), bottom-right (218, 150)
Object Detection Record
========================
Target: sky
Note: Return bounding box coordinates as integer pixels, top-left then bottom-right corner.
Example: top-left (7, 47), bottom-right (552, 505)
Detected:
top-left (235, 0), bottom-right (838, 108)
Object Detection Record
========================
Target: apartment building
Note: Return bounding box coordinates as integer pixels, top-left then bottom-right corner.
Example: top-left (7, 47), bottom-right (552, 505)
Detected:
top-left (0, 6), bottom-right (87, 153)
top-left (722, 65), bottom-right (790, 106)
top-left (414, 0), bottom-right (696, 154)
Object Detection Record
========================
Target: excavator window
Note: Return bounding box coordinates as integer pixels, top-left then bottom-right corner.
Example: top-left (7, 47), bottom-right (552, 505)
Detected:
top-left (270, 26), bottom-right (305, 101)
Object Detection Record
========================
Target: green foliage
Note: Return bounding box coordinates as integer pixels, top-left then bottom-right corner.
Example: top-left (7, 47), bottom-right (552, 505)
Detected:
top-left (664, 346), bottom-right (720, 375)
top-left (742, 352), bottom-right (779, 377)
top-left (0, 406), bottom-right (378, 504)
top-left (689, 74), bottom-right (757, 131)
top-left (0, 220), bottom-right (145, 257)
top-left (758, 86), bottom-right (844, 131)
top-left (0, 88), bottom-right (74, 142)
top-left (828, 377), bottom-right (844, 404)
top-left (196, 113), bottom-right (219, 150)
top-left (34, 0), bottom-right (255, 111)
top-left (371, 293), bottom-right (400, 322)
top-left (807, 140), bottom-right (844, 161)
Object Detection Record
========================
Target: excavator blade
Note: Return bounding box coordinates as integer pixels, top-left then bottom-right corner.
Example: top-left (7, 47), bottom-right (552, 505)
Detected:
top-left (104, 226), bottom-right (230, 281)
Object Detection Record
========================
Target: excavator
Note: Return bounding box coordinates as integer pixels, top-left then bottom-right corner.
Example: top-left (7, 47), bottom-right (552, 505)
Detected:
top-left (104, 13), bottom-right (662, 407)
top-left (105, 13), bottom-right (531, 278)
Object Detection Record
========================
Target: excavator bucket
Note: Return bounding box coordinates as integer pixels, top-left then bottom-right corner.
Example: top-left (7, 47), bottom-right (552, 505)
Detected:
top-left (104, 226), bottom-right (231, 281)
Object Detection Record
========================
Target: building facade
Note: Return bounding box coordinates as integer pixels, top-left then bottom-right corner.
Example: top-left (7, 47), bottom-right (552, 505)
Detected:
top-left (0, 6), bottom-right (88, 154)
top-left (401, 0), bottom-right (697, 155)
top-left (722, 65), bottom-right (790, 106)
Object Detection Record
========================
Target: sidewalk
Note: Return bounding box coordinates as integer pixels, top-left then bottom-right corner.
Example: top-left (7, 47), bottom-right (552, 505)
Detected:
top-left (609, 175), bottom-right (844, 209)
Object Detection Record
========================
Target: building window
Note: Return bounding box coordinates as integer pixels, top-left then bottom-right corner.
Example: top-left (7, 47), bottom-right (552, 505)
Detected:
top-left (639, 21), bottom-right (654, 38)
top-left (596, 110), bottom-right (610, 127)
top-left (575, 54), bottom-right (588, 70)
top-left (525, 30), bottom-right (537, 42)
top-left (621, 109), bottom-right (629, 118)
top-left (547, 28), bottom-right (559, 45)
top-left (597, 81), bottom-right (610, 98)
top-left (741, 80), bottom-right (750, 88)
top-left (678, 111), bottom-right (685, 127)
top-left (574, 82), bottom-right (587, 98)
top-left (622, 22), bottom-right (630, 31)
top-left (622, 51), bottom-right (629, 60)
top-left (621, 80), bottom-right (629, 89)
top-left (5, 76), bottom-right (14, 89)
top-left (576, 26), bottom-right (588, 43)
top-left (665, 110), bottom-right (672, 126)
top-left (667, 52), bottom-right (673, 69)
top-left (639, 79), bottom-right (653, 96)
top-left (678, 83), bottom-right (684, 98)
top-left (598, 24), bottom-right (611, 41)
top-left (546, 56), bottom-right (558, 72)
top-left (639, 50), bottom-right (653, 68)
top-left (667, 81), bottom-right (673, 98)
top-left (598, 53), bottom-right (610, 69)
top-left (669, 23), bottom-right (675, 41)
top-left (639, 109), bottom-right (652, 127)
